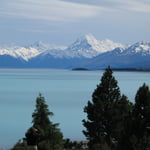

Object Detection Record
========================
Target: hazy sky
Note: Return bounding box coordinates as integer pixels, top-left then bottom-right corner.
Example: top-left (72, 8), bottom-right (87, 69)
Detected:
top-left (0, 0), bottom-right (150, 46)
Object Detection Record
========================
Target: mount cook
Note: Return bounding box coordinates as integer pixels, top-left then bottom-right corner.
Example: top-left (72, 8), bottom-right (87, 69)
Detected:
top-left (0, 34), bottom-right (149, 70)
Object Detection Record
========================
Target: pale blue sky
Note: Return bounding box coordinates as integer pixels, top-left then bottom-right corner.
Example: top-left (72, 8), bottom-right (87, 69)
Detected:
top-left (0, 0), bottom-right (150, 46)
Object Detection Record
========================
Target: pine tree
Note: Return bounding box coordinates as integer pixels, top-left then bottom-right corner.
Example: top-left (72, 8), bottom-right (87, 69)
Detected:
top-left (117, 83), bottom-right (150, 150)
top-left (112, 95), bottom-right (133, 143)
top-left (132, 83), bottom-right (150, 149)
top-left (83, 66), bottom-right (129, 150)
top-left (31, 93), bottom-right (63, 150)
top-left (115, 96), bottom-right (134, 150)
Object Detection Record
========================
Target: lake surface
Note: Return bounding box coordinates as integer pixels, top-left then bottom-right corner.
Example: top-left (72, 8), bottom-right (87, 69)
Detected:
top-left (0, 69), bottom-right (149, 148)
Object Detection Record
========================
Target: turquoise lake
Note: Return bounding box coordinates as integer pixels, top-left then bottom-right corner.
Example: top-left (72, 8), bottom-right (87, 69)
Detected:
top-left (0, 69), bottom-right (149, 148)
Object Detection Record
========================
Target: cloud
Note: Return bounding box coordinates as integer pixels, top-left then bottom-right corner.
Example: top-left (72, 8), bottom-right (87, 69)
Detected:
top-left (2, 0), bottom-right (149, 27)
top-left (61, 0), bottom-right (150, 13)
top-left (0, 0), bottom-right (107, 23)
top-left (107, 0), bottom-right (150, 13)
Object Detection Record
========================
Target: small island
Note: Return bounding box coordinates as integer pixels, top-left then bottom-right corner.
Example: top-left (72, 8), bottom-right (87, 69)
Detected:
top-left (72, 68), bottom-right (90, 71)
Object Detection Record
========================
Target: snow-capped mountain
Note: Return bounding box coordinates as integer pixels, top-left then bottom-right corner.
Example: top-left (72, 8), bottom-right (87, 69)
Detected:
top-left (0, 34), bottom-right (124, 60)
top-left (28, 34), bottom-right (124, 59)
top-left (121, 41), bottom-right (150, 56)
top-left (80, 41), bottom-right (150, 70)
top-left (63, 34), bottom-right (124, 58)
top-left (0, 34), bottom-right (149, 69)
top-left (0, 46), bottom-right (40, 61)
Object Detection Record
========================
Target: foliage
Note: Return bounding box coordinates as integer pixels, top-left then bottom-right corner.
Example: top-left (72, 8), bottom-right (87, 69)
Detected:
top-left (82, 66), bottom-right (147, 150)
top-left (83, 66), bottom-right (129, 149)
top-left (117, 83), bottom-right (150, 150)
top-left (133, 83), bottom-right (150, 149)
top-left (63, 138), bottom-right (88, 149)
top-left (31, 93), bottom-right (63, 150)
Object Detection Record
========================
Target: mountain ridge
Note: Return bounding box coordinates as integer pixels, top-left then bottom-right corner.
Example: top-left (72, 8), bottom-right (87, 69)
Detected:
top-left (0, 34), bottom-right (149, 69)
top-left (0, 34), bottom-right (124, 60)
top-left (79, 43), bottom-right (150, 70)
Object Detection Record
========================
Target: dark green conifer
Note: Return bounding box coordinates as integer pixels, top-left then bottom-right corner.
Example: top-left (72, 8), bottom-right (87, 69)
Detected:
top-left (83, 66), bottom-right (131, 150)
top-left (117, 83), bottom-right (150, 150)
top-left (31, 93), bottom-right (63, 150)
top-left (112, 95), bottom-right (132, 142)
top-left (132, 83), bottom-right (150, 149)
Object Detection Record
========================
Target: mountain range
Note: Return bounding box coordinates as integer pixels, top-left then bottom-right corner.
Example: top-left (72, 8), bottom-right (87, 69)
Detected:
top-left (0, 34), bottom-right (150, 70)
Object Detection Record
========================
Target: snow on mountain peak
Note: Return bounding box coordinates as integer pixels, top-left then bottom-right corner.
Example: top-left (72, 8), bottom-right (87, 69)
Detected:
top-left (124, 41), bottom-right (150, 55)
top-left (84, 34), bottom-right (105, 52)
top-left (14, 47), bottom-right (41, 61)
top-left (67, 34), bottom-right (125, 55)
top-left (84, 34), bottom-right (99, 45)
top-left (65, 34), bottom-right (100, 58)
top-left (69, 34), bottom-right (93, 49)
top-left (96, 39), bottom-right (124, 53)
top-left (0, 46), bottom-right (41, 61)
top-left (74, 34), bottom-right (105, 52)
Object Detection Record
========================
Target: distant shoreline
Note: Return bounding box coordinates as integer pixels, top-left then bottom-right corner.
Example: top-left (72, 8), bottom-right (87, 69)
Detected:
top-left (111, 68), bottom-right (150, 72)
top-left (72, 67), bottom-right (150, 72)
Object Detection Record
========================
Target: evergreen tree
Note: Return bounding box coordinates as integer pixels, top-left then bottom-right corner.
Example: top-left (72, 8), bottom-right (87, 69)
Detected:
top-left (115, 97), bottom-right (134, 150)
top-left (117, 83), bottom-right (150, 150)
top-left (132, 83), bottom-right (150, 149)
top-left (83, 66), bottom-right (131, 150)
top-left (112, 95), bottom-right (133, 143)
top-left (31, 93), bottom-right (63, 150)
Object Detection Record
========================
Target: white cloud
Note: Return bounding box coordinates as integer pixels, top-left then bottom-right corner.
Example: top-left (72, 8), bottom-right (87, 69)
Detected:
top-left (2, 0), bottom-right (149, 25)
top-left (0, 0), bottom-right (107, 22)
top-left (106, 0), bottom-right (150, 13)
top-left (61, 0), bottom-right (150, 13)
top-left (127, 1), bottom-right (150, 13)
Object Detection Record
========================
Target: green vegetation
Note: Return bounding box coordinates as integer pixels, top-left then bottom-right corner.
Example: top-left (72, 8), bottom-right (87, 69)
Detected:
top-left (83, 66), bottom-right (150, 150)
top-left (11, 66), bottom-right (150, 150)
top-left (31, 93), bottom-right (63, 150)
